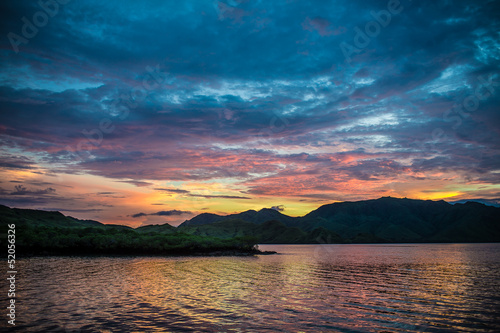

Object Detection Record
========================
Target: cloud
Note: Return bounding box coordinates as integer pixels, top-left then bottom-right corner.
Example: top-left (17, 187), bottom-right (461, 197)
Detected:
top-left (154, 210), bottom-right (192, 216)
top-left (131, 210), bottom-right (192, 218)
top-left (187, 194), bottom-right (251, 200)
top-left (10, 185), bottom-right (56, 196)
top-left (302, 17), bottom-right (341, 37)
top-left (0, 154), bottom-right (37, 170)
top-left (154, 187), bottom-right (251, 199)
top-left (1, 0), bottom-right (499, 221)
top-left (47, 208), bottom-right (104, 213)
top-left (155, 188), bottom-right (190, 194)
top-left (270, 205), bottom-right (285, 212)
top-left (117, 180), bottom-right (153, 187)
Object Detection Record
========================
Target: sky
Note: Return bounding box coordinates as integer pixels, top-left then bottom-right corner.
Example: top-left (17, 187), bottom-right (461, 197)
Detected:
top-left (0, 0), bottom-right (499, 227)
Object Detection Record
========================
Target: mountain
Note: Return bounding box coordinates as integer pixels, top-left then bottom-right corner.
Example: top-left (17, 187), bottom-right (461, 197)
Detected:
top-left (0, 204), bottom-right (105, 228)
top-left (179, 208), bottom-right (295, 227)
top-left (179, 197), bottom-right (500, 243)
top-left (136, 223), bottom-right (177, 234)
top-left (297, 197), bottom-right (500, 242)
top-left (448, 198), bottom-right (500, 208)
top-left (2, 197), bottom-right (499, 246)
top-left (180, 218), bottom-right (341, 244)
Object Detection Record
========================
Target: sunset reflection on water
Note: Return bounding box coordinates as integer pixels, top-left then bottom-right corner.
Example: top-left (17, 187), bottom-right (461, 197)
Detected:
top-left (11, 244), bottom-right (500, 332)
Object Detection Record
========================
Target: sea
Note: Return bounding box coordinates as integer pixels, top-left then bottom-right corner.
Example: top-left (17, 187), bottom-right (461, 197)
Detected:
top-left (4, 243), bottom-right (500, 332)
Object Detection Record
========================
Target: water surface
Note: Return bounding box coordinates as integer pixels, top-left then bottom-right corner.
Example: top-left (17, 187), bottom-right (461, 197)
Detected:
top-left (5, 243), bottom-right (500, 332)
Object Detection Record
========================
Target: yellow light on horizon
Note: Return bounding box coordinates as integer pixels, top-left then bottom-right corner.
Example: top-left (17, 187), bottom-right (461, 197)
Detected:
top-left (419, 192), bottom-right (462, 200)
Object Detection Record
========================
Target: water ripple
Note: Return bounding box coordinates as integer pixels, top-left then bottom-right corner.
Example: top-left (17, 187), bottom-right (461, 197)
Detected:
top-left (4, 244), bottom-right (500, 332)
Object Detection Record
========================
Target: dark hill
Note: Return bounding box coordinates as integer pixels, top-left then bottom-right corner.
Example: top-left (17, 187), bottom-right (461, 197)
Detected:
top-left (180, 212), bottom-right (225, 227)
top-left (296, 197), bottom-right (500, 242)
top-left (179, 197), bottom-right (500, 243)
top-left (0, 204), bottom-right (104, 228)
top-left (136, 223), bottom-right (177, 234)
top-left (179, 208), bottom-right (295, 227)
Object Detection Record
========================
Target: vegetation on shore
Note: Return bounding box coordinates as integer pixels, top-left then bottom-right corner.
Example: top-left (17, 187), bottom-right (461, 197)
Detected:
top-left (14, 225), bottom-right (261, 256)
top-left (0, 205), bottom-right (266, 257)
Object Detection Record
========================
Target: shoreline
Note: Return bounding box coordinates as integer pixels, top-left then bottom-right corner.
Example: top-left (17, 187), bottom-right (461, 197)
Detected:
top-left (12, 249), bottom-right (278, 258)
